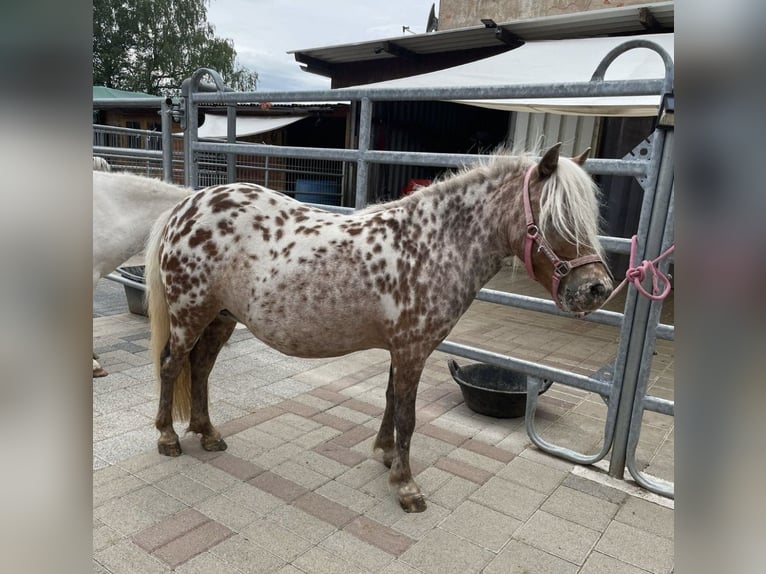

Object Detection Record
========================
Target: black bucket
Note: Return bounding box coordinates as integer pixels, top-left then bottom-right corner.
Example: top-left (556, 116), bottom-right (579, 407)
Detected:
top-left (448, 359), bottom-right (553, 418)
top-left (117, 265), bottom-right (147, 316)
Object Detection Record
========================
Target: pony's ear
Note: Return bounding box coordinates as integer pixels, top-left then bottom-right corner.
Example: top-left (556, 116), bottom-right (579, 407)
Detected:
top-left (572, 147), bottom-right (591, 166)
top-left (538, 142), bottom-right (562, 178)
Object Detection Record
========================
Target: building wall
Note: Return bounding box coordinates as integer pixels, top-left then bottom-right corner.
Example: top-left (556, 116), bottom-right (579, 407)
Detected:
top-left (438, 0), bottom-right (666, 29)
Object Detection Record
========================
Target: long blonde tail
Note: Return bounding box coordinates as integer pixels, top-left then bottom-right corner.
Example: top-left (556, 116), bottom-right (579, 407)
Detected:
top-left (145, 209), bottom-right (191, 421)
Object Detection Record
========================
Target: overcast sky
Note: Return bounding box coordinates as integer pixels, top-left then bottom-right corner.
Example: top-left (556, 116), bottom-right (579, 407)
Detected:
top-left (206, 0), bottom-right (437, 91)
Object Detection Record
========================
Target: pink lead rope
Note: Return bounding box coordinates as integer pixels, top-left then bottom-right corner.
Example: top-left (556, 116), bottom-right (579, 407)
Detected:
top-left (606, 235), bottom-right (675, 304)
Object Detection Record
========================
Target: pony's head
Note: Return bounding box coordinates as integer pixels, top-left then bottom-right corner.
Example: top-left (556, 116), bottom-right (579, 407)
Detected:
top-left (521, 143), bottom-right (613, 313)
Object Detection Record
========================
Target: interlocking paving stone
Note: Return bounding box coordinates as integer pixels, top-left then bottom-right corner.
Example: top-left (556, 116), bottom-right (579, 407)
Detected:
top-left (580, 551), bottom-right (654, 574)
top-left (293, 491), bottom-right (359, 528)
top-left (315, 480), bottom-right (379, 514)
top-left (331, 424), bottom-right (377, 448)
top-left (248, 471), bottom-right (309, 503)
top-left (240, 518), bottom-right (314, 561)
top-left (433, 456), bottom-right (492, 485)
top-left (344, 516), bottom-right (416, 556)
top-left (311, 411), bottom-right (358, 431)
top-left (439, 499), bottom-right (522, 552)
top-left (152, 520), bottom-right (234, 568)
top-left (94, 540), bottom-right (170, 574)
top-left (292, 546), bottom-right (365, 574)
top-left (541, 485), bottom-right (619, 531)
top-left (320, 529), bottom-right (397, 572)
top-left (399, 528), bottom-right (494, 574)
top-left (173, 551), bottom-right (243, 574)
top-left (461, 437), bottom-right (517, 463)
top-left (614, 495), bottom-right (674, 540)
top-left (483, 539), bottom-right (579, 574)
top-left (596, 520), bottom-right (674, 573)
top-left (313, 441), bottom-right (368, 468)
top-left (418, 422), bottom-right (468, 447)
top-left (208, 452), bottom-right (265, 481)
top-left (470, 476), bottom-right (546, 521)
top-left (515, 509), bottom-right (601, 566)
top-left (427, 474), bottom-right (480, 510)
top-left (208, 534), bottom-right (286, 574)
top-left (562, 473), bottom-right (629, 505)
top-left (267, 504), bottom-right (338, 544)
top-left (132, 509), bottom-right (209, 552)
top-left (497, 455), bottom-right (568, 494)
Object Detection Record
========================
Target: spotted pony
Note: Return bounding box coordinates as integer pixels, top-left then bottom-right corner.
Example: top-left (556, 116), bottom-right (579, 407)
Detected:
top-left (145, 144), bottom-right (613, 512)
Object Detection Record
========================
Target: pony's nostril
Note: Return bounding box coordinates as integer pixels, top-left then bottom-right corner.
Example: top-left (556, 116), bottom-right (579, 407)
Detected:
top-left (590, 282), bottom-right (607, 298)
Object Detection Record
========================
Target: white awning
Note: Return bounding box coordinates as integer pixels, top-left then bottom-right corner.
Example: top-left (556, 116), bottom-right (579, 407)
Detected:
top-left (198, 114), bottom-right (308, 139)
top-left (345, 33), bottom-right (673, 117)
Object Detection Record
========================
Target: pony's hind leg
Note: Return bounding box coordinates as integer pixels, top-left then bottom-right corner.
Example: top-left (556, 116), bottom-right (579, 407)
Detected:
top-left (388, 355), bottom-right (427, 513)
top-left (188, 313), bottom-right (237, 451)
top-left (374, 364), bottom-right (396, 468)
top-left (156, 342), bottom-right (191, 456)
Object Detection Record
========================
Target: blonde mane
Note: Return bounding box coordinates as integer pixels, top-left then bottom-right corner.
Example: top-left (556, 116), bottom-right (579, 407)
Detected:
top-left (358, 150), bottom-right (603, 259)
top-left (537, 157), bottom-right (604, 258)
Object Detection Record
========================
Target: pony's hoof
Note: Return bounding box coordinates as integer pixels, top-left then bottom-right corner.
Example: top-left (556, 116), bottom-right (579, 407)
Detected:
top-left (399, 492), bottom-right (427, 513)
top-left (201, 436), bottom-right (227, 452)
top-left (158, 441), bottom-right (182, 457)
top-left (93, 367), bottom-right (108, 378)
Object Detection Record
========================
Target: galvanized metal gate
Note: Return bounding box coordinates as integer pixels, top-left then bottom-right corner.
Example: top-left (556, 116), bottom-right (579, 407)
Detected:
top-left (95, 38), bottom-right (674, 497)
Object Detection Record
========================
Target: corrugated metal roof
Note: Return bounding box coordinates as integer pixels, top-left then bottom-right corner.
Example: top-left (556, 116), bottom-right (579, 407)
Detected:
top-left (92, 86), bottom-right (156, 99)
top-left (290, 2), bottom-right (673, 65)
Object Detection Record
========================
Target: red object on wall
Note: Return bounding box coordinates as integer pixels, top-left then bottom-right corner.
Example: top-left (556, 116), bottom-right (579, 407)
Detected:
top-left (401, 178), bottom-right (432, 196)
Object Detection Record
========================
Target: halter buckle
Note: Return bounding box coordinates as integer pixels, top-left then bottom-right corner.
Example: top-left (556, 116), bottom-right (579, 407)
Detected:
top-left (554, 261), bottom-right (571, 277)
top-left (527, 224), bottom-right (539, 238)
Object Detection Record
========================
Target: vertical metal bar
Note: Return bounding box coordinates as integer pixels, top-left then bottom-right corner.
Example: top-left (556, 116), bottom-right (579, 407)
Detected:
top-left (227, 105), bottom-right (236, 183)
top-left (355, 97), bottom-right (372, 208)
top-left (161, 99), bottom-right (173, 182)
top-left (183, 86), bottom-right (199, 187)
top-left (625, 183), bottom-right (675, 498)
top-left (608, 128), bottom-right (674, 477)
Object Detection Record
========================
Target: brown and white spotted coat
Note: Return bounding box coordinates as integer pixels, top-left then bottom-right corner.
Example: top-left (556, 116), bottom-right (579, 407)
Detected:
top-left (146, 147), bottom-right (612, 513)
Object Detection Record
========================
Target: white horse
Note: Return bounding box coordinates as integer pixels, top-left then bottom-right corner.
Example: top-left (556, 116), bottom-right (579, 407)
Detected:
top-left (93, 156), bottom-right (112, 172)
top-left (93, 170), bottom-right (192, 376)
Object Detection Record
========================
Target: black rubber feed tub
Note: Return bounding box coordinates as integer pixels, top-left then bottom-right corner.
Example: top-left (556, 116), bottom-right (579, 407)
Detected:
top-left (117, 265), bottom-right (147, 316)
top-left (448, 359), bottom-right (553, 418)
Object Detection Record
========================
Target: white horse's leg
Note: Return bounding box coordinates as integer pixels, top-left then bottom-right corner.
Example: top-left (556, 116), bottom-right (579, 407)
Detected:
top-left (92, 271), bottom-right (108, 378)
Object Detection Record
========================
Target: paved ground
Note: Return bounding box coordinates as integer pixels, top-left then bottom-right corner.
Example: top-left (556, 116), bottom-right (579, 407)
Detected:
top-left (93, 265), bottom-right (674, 573)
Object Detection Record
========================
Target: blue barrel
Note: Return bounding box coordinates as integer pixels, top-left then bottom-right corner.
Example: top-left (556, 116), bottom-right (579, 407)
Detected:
top-left (295, 179), bottom-right (340, 206)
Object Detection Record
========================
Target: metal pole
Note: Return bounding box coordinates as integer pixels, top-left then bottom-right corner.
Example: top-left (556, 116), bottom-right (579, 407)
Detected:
top-left (608, 128), bottom-right (675, 477)
top-left (354, 97), bottom-right (372, 208)
top-left (161, 98), bottom-right (173, 182)
top-left (227, 105), bottom-right (236, 183)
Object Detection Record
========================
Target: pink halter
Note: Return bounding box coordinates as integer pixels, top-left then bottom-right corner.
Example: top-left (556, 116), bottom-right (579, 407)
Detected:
top-left (522, 164), bottom-right (605, 308)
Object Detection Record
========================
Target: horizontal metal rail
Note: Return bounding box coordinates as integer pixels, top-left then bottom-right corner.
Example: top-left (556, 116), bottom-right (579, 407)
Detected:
top-left (474, 288), bottom-right (673, 341)
top-left (191, 78), bottom-right (666, 105)
top-left (436, 340), bottom-right (611, 397)
top-left (104, 272), bottom-right (146, 291)
top-left (93, 146), bottom-right (163, 160)
top-left (192, 141), bottom-right (649, 178)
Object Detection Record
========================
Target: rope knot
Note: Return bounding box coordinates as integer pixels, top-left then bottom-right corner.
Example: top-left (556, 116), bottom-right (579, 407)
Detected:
top-left (600, 236), bottom-right (675, 308)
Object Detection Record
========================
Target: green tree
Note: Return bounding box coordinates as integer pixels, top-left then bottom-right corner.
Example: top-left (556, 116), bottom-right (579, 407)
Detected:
top-left (93, 0), bottom-right (258, 95)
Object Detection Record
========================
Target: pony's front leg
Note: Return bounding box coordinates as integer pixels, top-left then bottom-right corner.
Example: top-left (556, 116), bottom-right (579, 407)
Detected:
top-left (388, 357), bottom-right (427, 513)
top-left (188, 314), bottom-right (236, 452)
top-left (374, 364), bottom-right (396, 468)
